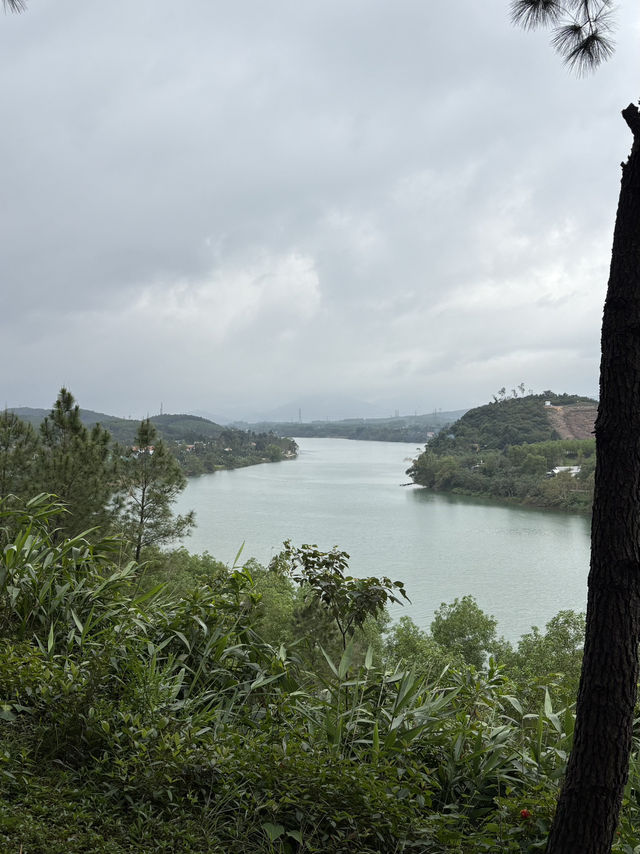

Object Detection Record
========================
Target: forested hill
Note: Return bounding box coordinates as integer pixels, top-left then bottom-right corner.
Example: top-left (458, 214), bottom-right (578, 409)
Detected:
top-left (10, 407), bottom-right (227, 444)
top-left (408, 393), bottom-right (598, 512)
top-left (426, 392), bottom-right (596, 455)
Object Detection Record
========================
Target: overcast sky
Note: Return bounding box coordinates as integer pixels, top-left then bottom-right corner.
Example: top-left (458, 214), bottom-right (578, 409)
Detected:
top-left (1, 1), bottom-right (638, 421)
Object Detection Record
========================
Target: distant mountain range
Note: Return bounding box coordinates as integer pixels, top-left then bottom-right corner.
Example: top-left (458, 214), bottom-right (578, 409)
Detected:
top-left (190, 393), bottom-right (463, 424)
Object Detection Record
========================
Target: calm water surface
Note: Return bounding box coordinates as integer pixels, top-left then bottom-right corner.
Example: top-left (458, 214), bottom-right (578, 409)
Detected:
top-left (175, 438), bottom-right (590, 642)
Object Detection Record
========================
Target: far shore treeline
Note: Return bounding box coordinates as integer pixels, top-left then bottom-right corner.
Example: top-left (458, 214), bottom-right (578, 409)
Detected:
top-left (235, 407), bottom-right (466, 444)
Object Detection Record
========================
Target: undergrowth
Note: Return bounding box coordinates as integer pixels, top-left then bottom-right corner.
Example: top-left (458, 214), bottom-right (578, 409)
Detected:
top-left (1, 495), bottom-right (639, 852)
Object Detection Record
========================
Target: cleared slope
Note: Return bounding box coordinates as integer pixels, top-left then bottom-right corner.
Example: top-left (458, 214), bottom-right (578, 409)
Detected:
top-left (545, 404), bottom-right (597, 440)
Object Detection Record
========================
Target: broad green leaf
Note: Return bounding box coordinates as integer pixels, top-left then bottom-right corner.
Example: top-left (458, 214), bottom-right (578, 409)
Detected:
top-left (504, 695), bottom-right (523, 716)
top-left (364, 644), bottom-right (373, 671)
top-left (47, 622), bottom-right (55, 654)
top-left (70, 609), bottom-right (83, 633)
top-left (320, 647), bottom-right (339, 678)
top-left (173, 630), bottom-right (191, 652)
top-left (338, 640), bottom-right (354, 679)
top-left (251, 672), bottom-right (285, 690)
top-left (544, 688), bottom-right (553, 718)
top-left (547, 712), bottom-right (562, 734)
top-left (232, 542), bottom-right (245, 568)
top-left (262, 822), bottom-right (284, 842)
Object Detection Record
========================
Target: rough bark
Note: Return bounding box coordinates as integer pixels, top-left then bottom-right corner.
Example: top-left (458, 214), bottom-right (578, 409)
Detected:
top-left (546, 103), bottom-right (640, 853)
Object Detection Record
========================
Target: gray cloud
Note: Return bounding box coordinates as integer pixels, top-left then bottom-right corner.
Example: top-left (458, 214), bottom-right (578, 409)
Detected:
top-left (1, 0), bottom-right (637, 416)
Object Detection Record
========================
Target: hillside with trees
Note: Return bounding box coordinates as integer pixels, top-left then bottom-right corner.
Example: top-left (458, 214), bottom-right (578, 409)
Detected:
top-left (8, 396), bottom-right (298, 480)
top-left (408, 392), bottom-right (597, 512)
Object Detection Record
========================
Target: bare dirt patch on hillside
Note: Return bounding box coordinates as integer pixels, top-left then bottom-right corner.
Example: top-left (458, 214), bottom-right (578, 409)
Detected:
top-left (545, 405), bottom-right (597, 440)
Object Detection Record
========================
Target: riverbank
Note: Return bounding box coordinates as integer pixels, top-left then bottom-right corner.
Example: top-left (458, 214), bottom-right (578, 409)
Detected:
top-left (407, 435), bottom-right (595, 514)
top-left (173, 435), bottom-right (298, 476)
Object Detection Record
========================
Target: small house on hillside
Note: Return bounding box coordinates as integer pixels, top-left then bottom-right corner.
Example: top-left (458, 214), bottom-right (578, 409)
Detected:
top-left (546, 465), bottom-right (581, 478)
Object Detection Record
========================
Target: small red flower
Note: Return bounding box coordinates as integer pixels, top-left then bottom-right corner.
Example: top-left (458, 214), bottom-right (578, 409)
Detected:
top-left (520, 809), bottom-right (531, 820)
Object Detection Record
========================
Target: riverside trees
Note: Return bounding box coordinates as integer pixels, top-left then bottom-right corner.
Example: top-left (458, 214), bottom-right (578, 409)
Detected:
top-left (512, 3), bottom-right (639, 852)
top-left (111, 418), bottom-right (195, 561)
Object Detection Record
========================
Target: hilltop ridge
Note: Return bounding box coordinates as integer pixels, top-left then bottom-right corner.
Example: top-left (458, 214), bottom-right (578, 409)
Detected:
top-left (427, 392), bottom-right (596, 454)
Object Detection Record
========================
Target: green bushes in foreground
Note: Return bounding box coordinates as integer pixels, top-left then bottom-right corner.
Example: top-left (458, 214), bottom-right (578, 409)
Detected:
top-left (1, 495), bottom-right (639, 852)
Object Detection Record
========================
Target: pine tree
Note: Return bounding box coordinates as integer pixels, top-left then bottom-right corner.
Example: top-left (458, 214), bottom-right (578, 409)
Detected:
top-left (35, 388), bottom-right (114, 538)
top-left (512, 4), bottom-right (639, 852)
top-left (113, 419), bottom-right (195, 561)
top-left (0, 410), bottom-right (39, 500)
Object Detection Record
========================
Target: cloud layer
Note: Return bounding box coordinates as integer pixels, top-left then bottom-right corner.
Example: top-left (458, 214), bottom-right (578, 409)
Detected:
top-left (1, 1), bottom-right (637, 418)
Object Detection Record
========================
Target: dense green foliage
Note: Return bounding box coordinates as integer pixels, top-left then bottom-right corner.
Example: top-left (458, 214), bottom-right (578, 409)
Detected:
top-left (3, 496), bottom-right (639, 852)
top-left (0, 411), bottom-right (38, 498)
top-left (0, 395), bottom-right (625, 851)
top-left (30, 389), bottom-right (114, 538)
top-left (274, 540), bottom-right (408, 650)
top-left (408, 394), bottom-right (597, 512)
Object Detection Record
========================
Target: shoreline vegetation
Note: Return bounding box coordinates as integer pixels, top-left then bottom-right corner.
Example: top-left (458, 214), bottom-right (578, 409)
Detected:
top-left (407, 392), bottom-right (597, 514)
top-left (0, 494), bottom-right (610, 853)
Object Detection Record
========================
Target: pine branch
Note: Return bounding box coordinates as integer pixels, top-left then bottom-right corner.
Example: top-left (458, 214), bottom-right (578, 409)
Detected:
top-left (511, 0), bottom-right (615, 73)
top-left (3, 0), bottom-right (27, 13)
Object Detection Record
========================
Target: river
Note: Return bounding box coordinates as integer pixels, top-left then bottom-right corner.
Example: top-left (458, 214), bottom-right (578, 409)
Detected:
top-left (175, 437), bottom-right (590, 643)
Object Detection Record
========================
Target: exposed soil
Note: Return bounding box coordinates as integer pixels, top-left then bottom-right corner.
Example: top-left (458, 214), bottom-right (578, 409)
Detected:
top-left (545, 404), bottom-right (597, 440)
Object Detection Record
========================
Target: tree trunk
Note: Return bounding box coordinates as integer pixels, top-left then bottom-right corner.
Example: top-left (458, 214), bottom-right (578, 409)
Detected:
top-left (547, 103), bottom-right (640, 853)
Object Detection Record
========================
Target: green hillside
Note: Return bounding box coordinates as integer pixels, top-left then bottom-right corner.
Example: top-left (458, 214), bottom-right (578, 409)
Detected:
top-left (408, 392), bottom-right (597, 512)
top-left (8, 405), bottom-right (297, 476)
top-left (10, 407), bottom-right (226, 444)
top-left (427, 392), bottom-right (595, 454)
